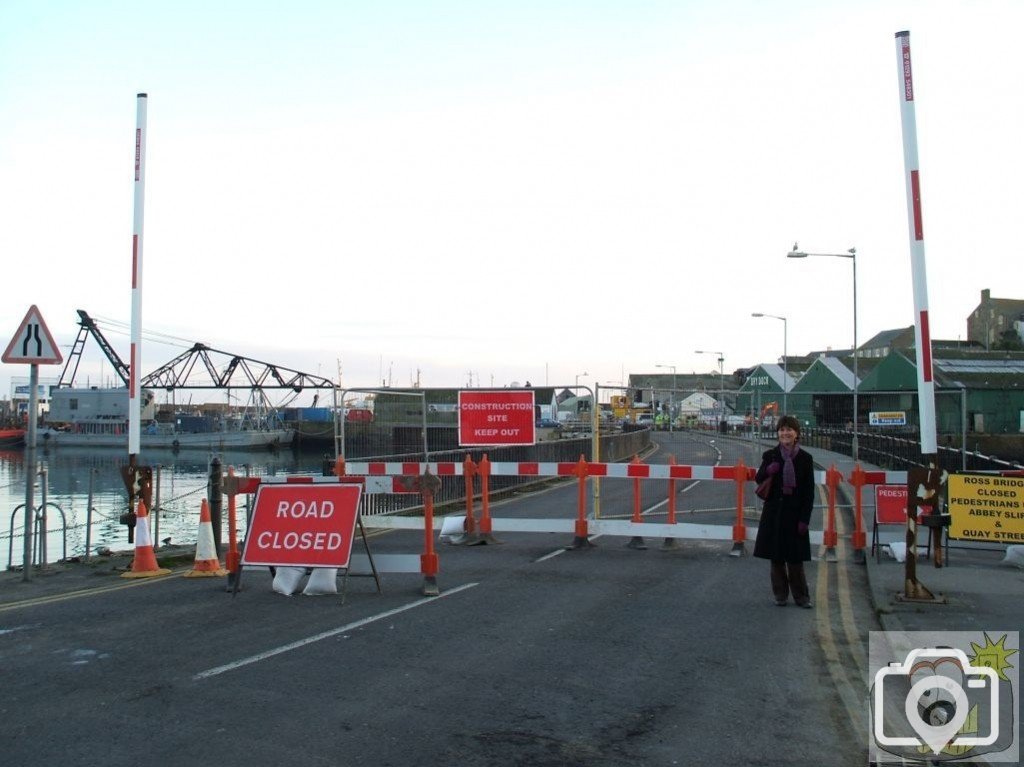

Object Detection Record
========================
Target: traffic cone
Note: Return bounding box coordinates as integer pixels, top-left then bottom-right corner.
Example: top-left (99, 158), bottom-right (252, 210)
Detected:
top-left (121, 500), bottom-right (171, 578)
top-left (184, 499), bottom-right (227, 578)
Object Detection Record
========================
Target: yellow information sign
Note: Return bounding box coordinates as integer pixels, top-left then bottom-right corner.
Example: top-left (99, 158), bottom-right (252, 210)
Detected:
top-left (947, 473), bottom-right (1024, 543)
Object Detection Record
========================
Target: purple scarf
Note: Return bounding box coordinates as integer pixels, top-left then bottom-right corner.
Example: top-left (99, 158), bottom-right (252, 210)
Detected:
top-left (780, 443), bottom-right (800, 496)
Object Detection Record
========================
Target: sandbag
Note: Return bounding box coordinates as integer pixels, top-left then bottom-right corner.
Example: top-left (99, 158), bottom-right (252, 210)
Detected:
top-left (302, 568), bottom-right (339, 595)
top-left (272, 566), bottom-right (308, 595)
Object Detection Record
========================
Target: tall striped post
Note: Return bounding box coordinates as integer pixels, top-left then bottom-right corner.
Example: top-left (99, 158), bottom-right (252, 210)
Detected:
top-left (129, 93), bottom-right (147, 459)
top-left (895, 30), bottom-right (940, 600)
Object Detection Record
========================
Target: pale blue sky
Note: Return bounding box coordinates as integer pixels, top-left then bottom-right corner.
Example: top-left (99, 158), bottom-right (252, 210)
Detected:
top-left (2, 1), bottom-right (1021, 403)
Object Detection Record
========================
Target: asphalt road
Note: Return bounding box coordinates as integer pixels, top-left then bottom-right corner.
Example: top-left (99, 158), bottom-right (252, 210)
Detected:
top-left (1, 432), bottom-right (880, 766)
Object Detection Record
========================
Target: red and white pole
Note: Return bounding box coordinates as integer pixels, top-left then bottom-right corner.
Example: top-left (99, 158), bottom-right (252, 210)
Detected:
top-left (894, 32), bottom-right (937, 455)
top-left (129, 93), bottom-right (147, 458)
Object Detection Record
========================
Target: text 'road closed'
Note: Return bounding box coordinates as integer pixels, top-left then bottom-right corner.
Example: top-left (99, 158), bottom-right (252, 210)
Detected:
top-left (242, 484), bottom-right (362, 568)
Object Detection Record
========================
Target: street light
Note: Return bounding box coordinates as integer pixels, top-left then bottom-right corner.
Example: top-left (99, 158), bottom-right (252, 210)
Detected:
top-left (655, 364), bottom-right (676, 432)
top-left (694, 350), bottom-right (725, 429)
top-left (575, 371), bottom-right (588, 389)
top-left (751, 313), bottom-right (788, 413)
top-left (787, 243), bottom-right (858, 460)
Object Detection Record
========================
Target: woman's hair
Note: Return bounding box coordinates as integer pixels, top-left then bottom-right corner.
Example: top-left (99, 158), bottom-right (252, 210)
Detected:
top-left (775, 415), bottom-right (801, 437)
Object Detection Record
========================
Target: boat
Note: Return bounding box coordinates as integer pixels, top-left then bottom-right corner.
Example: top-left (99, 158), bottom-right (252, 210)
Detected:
top-left (37, 422), bottom-right (293, 451)
top-left (0, 428), bottom-right (25, 448)
top-left (38, 387), bottom-right (293, 452)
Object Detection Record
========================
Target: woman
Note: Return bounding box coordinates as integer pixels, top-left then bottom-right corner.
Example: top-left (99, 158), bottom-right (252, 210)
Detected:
top-left (753, 415), bottom-right (816, 607)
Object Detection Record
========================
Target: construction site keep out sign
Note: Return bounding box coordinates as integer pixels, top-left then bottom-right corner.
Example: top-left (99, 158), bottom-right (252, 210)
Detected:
top-left (241, 484), bottom-right (362, 568)
top-left (458, 390), bottom-right (536, 446)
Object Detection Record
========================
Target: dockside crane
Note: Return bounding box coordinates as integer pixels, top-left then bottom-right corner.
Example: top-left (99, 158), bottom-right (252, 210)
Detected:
top-left (57, 310), bottom-right (131, 388)
top-left (141, 343), bottom-right (336, 393)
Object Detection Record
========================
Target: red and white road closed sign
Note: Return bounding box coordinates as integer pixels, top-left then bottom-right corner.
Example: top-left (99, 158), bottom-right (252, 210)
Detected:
top-left (241, 484), bottom-right (362, 568)
top-left (458, 390), bottom-right (535, 446)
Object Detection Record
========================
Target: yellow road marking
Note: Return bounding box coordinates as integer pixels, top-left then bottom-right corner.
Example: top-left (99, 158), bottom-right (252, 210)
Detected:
top-left (814, 486), bottom-right (869, 739)
top-left (0, 567), bottom-right (188, 613)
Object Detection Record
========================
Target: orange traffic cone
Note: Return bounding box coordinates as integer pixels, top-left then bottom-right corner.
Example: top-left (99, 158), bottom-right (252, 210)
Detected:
top-left (121, 500), bottom-right (171, 579)
top-left (185, 499), bottom-right (227, 578)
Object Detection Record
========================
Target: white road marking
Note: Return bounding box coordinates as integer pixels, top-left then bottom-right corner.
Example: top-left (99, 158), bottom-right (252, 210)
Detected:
top-left (192, 582), bottom-right (480, 681)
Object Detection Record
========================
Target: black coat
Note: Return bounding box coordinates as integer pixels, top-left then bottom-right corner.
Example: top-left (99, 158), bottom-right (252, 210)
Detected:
top-left (752, 444), bottom-right (815, 562)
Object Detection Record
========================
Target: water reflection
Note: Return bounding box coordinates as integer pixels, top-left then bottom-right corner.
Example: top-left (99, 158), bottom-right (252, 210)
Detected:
top-left (1, 446), bottom-right (329, 570)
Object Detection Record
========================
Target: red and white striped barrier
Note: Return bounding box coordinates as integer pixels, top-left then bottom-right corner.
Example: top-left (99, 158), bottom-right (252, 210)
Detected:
top-left (218, 458), bottom-right (909, 595)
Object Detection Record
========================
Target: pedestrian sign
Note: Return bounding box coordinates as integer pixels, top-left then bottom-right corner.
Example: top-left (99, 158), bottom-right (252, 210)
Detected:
top-left (3, 305), bottom-right (63, 365)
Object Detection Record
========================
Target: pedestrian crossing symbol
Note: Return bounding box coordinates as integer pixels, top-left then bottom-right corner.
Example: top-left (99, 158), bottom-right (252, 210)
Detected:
top-left (3, 305), bottom-right (63, 365)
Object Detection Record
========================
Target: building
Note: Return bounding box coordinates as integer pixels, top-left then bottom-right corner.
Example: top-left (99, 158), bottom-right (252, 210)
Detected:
top-left (734, 363), bottom-right (797, 420)
top-left (858, 350), bottom-right (1024, 434)
top-left (967, 289), bottom-right (1024, 350)
top-left (8, 375), bottom-right (59, 420)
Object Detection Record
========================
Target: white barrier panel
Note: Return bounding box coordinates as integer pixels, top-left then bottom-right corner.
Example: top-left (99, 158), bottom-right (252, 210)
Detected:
top-left (349, 553), bottom-right (420, 574)
top-left (361, 514), bottom-right (825, 545)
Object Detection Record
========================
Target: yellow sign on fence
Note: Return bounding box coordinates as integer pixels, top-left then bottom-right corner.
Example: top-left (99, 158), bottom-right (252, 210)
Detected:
top-left (947, 474), bottom-right (1024, 543)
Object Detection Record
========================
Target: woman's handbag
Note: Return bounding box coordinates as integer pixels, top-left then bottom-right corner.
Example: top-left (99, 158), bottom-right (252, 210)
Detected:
top-left (755, 476), bottom-right (773, 501)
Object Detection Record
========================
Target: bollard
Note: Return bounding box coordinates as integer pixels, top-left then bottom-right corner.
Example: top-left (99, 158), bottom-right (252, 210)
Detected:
top-left (84, 468), bottom-right (97, 563)
top-left (730, 461), bottom-right (750, 557)
top-left (476, 454), bottom-right (500, 545)
top-left (451, 455), bottom-right (480, 545)
top-left (567, 455), bottom-right (594, 549)
top-left (848, 464), bottom-right (867, 564)
top-left (225, 466), bottom-right (242, 591)
top-left (823, 464), bottom-right (841, 562)
top-left (627, 455), bottom-right (647, 550)
top-left (662, 455), bottom-right (680, 550)
top-left (420, 470), bottom-right (442, 596)
top-left (38, 465), bottom-right (49, 568)
top-left (209, 457), bottom-right (223, 553)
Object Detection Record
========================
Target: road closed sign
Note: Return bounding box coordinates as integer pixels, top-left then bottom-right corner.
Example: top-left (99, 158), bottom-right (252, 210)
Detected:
top-left (241, 484), bottom-right (362, 568)
top-left (458, 390), bottom-right (536, 446)
top-left (948, 473), bottom-right (1024, 544)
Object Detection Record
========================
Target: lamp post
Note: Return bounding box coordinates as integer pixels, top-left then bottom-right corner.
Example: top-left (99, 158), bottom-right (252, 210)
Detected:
top-left (574, 371), bottom-right (588, 415)
top-left (751, 313), bottom-right (788, 414)
top-left (787, 243), bottom-right (858, 460)
top-left (695, 350), bottom-right (725, 429)
top-left (655, 364), bottom-right (676, 433)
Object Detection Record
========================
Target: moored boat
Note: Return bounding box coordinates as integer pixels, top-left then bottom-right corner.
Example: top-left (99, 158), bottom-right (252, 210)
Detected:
top-left (36, 422), bottom-right (293, 451)
top-left (40, 387), bottom-right (293, 452)
top-left (0, 428), bottom-right (25, 448)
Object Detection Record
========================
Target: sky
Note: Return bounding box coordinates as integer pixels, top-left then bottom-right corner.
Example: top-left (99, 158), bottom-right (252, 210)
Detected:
top-left (2, 0), bottom-right (1021, 408)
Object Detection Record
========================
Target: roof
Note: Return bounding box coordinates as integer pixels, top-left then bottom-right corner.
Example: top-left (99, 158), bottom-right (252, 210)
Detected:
top-left (860, 326), bottom-right (914, 351)
top-left (818, 356), bottom-right (860, 388)
top-left (740, 363), bottom-right (793, 392)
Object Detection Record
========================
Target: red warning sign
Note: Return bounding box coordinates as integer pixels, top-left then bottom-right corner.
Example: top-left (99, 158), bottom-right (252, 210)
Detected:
top-left (875, 484), bottom-right (908, 525)
top-left (458, 390), bottom-right (536, 446)
top-left (241, 484), bottom-right (362, 568)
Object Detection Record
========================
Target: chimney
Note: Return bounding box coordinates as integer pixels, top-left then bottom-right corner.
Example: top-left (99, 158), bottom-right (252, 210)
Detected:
top-left (982, 288), bottom-right (991, 302)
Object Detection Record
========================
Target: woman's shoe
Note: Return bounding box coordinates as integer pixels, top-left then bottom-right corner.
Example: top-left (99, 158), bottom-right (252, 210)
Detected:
top-left (774, 599), bottom-right (787, 606)
top-left (796, 601), bottom-right (813, 609)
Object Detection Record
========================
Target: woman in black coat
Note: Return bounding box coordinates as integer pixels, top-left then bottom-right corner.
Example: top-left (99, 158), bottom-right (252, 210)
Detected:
top-left (753, 415), bottom-right (816, 607)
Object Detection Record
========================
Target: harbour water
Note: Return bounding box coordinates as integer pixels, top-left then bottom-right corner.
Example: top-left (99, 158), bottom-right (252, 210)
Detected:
top-left (0, 445), bottom-right (330, 571)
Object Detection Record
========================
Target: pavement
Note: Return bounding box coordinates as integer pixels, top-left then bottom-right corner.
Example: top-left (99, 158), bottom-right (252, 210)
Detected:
top-left (808, 444), bottom-right (1024, 636)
